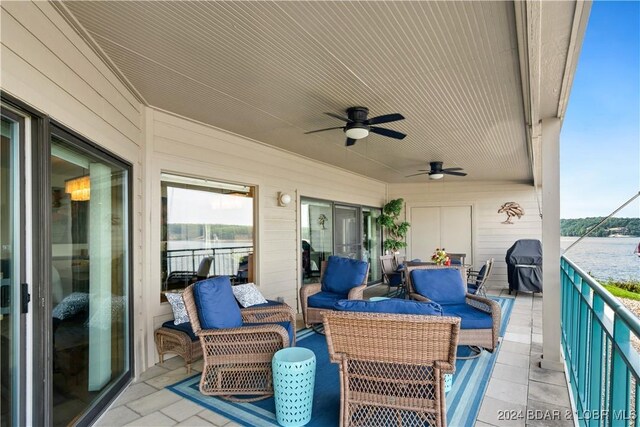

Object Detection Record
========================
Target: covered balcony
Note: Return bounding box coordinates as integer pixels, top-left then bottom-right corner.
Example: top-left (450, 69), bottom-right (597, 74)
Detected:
top-left (2, 0), bottom-right (637, 426)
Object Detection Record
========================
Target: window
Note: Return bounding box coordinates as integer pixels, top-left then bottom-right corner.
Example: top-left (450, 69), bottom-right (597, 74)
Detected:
top-left (160, 174), bottom-right (254, 299)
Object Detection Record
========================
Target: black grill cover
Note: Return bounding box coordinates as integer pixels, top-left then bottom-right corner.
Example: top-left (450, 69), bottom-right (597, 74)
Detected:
top-left (505, 239), bottom-right (543, 293)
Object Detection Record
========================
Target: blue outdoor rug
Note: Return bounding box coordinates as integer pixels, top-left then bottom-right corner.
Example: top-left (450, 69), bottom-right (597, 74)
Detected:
top-left (168, 297), bottom-right (514, 426)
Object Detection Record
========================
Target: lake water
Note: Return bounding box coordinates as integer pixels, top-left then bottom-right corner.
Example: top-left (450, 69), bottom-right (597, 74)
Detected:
top-left (561, 237), bottom-right (639, 281)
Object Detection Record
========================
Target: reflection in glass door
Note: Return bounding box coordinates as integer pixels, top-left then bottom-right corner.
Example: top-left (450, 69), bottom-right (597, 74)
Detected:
top-left (0, 110), bottom-right (24, 427)
top-left (334, 205), bottom-right (361, 259)
top-left (362, 207), bottom-right (382, 282)
top-left (50, 130), bottom-right (130, 426)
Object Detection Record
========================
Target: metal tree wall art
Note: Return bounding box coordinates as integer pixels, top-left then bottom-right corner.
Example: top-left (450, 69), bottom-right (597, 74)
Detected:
top-left (498, 202), bottom-right (525, 224)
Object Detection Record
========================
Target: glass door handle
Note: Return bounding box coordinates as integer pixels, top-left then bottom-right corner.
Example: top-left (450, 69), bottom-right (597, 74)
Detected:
top-left (21, 283), bottom-right (30, 314)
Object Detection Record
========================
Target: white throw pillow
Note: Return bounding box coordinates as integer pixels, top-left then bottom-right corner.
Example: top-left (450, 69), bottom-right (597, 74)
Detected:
top-left (232, 283), bottom-right (268, 308)
top-left (165, 292), bottom-right (189, 325)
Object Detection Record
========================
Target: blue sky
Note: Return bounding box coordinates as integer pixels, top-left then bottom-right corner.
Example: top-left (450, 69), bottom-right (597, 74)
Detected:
top-left (560, 0), bottom-right (640, 219)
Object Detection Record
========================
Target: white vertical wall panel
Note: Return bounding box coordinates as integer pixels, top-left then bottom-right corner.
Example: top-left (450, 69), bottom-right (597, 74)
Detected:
top-left (0, 1), bottom-right (144, 376)
top-left (389, 182), bottom-right (542, 290)
top-left (146, 109), bottom-right (386, 368)
top-left (409, 207), bottom-right (441, 261)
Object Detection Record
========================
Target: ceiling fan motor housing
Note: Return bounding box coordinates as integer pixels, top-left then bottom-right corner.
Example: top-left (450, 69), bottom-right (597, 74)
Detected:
top-left (347, 106), bottom-right (369, 122)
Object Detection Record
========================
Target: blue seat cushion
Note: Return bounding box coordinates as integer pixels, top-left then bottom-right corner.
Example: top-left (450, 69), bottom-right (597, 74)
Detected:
top-left (193, 276), bottom-right (243, 329)
top-left (441, 304), bottom-right (493, 329)
top-left (321, 256), bottom-right (369, 295)
top-left (161, 320), bottom-right (198, 341)
top-left (245, 321), bottom-right (294, 344)
top-left (467, 284), bottom-right (479, 294)
top-left (411, 268), bottom-right (466, 305)
top-left (387, 272), bottom-right (403, 286)
top-left (308, 291), bottom-right (346, 309)
top-left (335, 298), bottom-right (443, 316)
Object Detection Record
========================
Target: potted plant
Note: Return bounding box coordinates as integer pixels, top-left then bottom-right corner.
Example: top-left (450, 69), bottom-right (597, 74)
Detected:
top-left (377, 198), bottom-right (410, 253)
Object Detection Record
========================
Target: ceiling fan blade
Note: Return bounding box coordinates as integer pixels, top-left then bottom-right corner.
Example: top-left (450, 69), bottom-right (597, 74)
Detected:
top-left (345, 138), bottom-right (357, 146)
top-left (443, 171), bottom-right (467, 176)
top-left (324, 112), bottom-right (350, 122)
top-left (370, 127), bottom-right (406, 139)
top-left (367, 113), bottom-right (405, 125)
top-left (405, 172), bottom-right (429, 177)
top-left (442, 167), bottom-right (464, 172)
top-left (304, 126), bottom-right (344, 134)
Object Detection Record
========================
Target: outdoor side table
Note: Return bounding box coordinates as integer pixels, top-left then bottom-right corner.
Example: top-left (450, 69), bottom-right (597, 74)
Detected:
top-left (272, 347), bottom-right (316, 427)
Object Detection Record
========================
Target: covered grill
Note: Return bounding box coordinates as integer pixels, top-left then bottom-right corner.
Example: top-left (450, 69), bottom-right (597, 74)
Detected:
top-left (505, 239), bottom-right (543, 294)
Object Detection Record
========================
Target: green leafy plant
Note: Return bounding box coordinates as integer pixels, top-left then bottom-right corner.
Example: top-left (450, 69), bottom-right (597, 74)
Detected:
top-left (377, 198), bottom-right (410, 252)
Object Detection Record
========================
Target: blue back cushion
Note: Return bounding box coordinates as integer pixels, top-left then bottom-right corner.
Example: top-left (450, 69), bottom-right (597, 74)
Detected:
top-left (411, 268), bottom-right (466, 305)
top-left (193, 276), bottom-right (243, 329)
top-left (321, 256), bottom-right (369, 295)
top-left (475, 265), bottom-right (487, 286)
top-left (334, 298), bottom-right (443, 316)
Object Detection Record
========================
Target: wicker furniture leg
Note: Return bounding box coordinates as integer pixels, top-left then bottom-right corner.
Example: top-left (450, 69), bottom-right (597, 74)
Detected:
top-left (154, 327), bottom-right (202, 374)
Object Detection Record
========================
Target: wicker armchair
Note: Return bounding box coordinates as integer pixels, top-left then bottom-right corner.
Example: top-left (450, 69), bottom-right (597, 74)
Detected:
top-left (406, 265), bottom-right (501, 352)
top-left (300, 257), bottom-right (369, 328)
top-left (182, 284), bottom-right (295, 401)
top-left (323, 311), bottom-right (460, 427)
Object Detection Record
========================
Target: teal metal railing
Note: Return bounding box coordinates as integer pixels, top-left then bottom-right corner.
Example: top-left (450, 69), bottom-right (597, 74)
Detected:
top-left (561, 256), bottom-right (640, 426)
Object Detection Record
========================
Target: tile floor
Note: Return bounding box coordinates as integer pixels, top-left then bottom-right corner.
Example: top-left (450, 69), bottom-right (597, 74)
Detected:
top-left (94, 286), bottom-right (572, 426)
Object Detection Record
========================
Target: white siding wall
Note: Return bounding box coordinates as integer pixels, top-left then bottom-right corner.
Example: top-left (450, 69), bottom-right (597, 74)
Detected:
top-left (146, 109), bottom-right (386, 368)
top-left (1, 1), bottom-right (145, 375)
top-left (388, 182), bottom-right (542, 290)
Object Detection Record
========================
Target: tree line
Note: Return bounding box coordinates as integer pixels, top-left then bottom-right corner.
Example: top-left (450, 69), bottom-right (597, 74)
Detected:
top-left (167, 223), bottom-right (253, 240)
top-left (560, 217), bottom-right (640, 237)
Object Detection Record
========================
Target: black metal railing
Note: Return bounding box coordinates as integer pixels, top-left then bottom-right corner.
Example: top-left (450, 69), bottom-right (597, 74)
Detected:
top-left (164, 245), bottom-right (253, 279)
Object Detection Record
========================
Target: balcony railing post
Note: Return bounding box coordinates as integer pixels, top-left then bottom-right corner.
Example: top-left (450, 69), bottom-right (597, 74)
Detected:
top-left (588, 293), bottom-right (604, 427)
top-left (577, 276), bottom-right (590, 410)
top-left (611, 317), bottom-right (631, 425)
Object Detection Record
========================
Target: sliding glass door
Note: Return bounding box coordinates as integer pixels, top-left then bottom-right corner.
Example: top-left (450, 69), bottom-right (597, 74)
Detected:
top-left (301, 198), bottom-right (382, 284)
top-left (50, 128), bottom-right (131, 426)
top-left (0, 108), bottom-right (25, 427)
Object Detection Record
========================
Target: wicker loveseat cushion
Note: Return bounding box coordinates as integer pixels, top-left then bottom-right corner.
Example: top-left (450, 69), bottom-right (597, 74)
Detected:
top-left (193, 276), bottom-right (243, 329)
top-left (411, 268), bottom-right (466, 304)
top-left (440, 304), bottom-right (492, 329)
top-left (321, 256), bottom-right (369, 294)
top-left (334, 299), bottom-right (443, 315)
top-left (161, 320), bottom-right (198, 341)
top-left (308, 291), bottom-right (345, 309)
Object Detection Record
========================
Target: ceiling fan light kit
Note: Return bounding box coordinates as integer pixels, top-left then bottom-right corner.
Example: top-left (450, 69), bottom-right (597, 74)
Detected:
top-left (344, 126), bottom-right (369, 140)
top-left (305, 106), bottom-right (405, 146)
top-left (429, 173), bottom-right (445, 180)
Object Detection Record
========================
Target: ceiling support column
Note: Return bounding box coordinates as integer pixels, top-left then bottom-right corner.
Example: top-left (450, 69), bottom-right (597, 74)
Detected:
top-left (540, 117), bottom-right (564, 371)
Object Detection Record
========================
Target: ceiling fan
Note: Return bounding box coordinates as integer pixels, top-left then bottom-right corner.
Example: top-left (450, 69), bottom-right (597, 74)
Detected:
top-left (304, 107), bottom-right (406, 146)
top-left (406, 161), bottom-right (467, 180)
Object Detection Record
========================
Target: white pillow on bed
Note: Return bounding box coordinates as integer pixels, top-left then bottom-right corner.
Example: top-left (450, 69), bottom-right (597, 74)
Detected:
top-left (232, 283), bottom-right (268, 308)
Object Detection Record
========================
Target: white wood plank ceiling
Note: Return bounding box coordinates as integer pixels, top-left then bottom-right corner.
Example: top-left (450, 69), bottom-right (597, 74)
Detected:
top-left (61, 1), bottom-right (533, 183)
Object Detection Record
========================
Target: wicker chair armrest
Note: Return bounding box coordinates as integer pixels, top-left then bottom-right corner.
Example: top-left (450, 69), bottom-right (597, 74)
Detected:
top-left (408, 293), bottom-right (431, 302)
top-left (466, 294), bottom-right (501, 348)
top-left (300, 283), bottom-right (322, 299)
top-left (465, 294), bottom-right (497, 314)
top-left (240, 304), bottom-right (296, 344)
top-left (434, 360), bottom-right (456, 374)
top-left (347, 284), bottom-right (367, 300)
top-left (198, 323), bottom-right (290, 347)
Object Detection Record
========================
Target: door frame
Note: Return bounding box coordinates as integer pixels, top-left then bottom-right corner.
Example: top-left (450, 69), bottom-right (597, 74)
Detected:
top-left (1, 93), bottom-right (135, 426)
